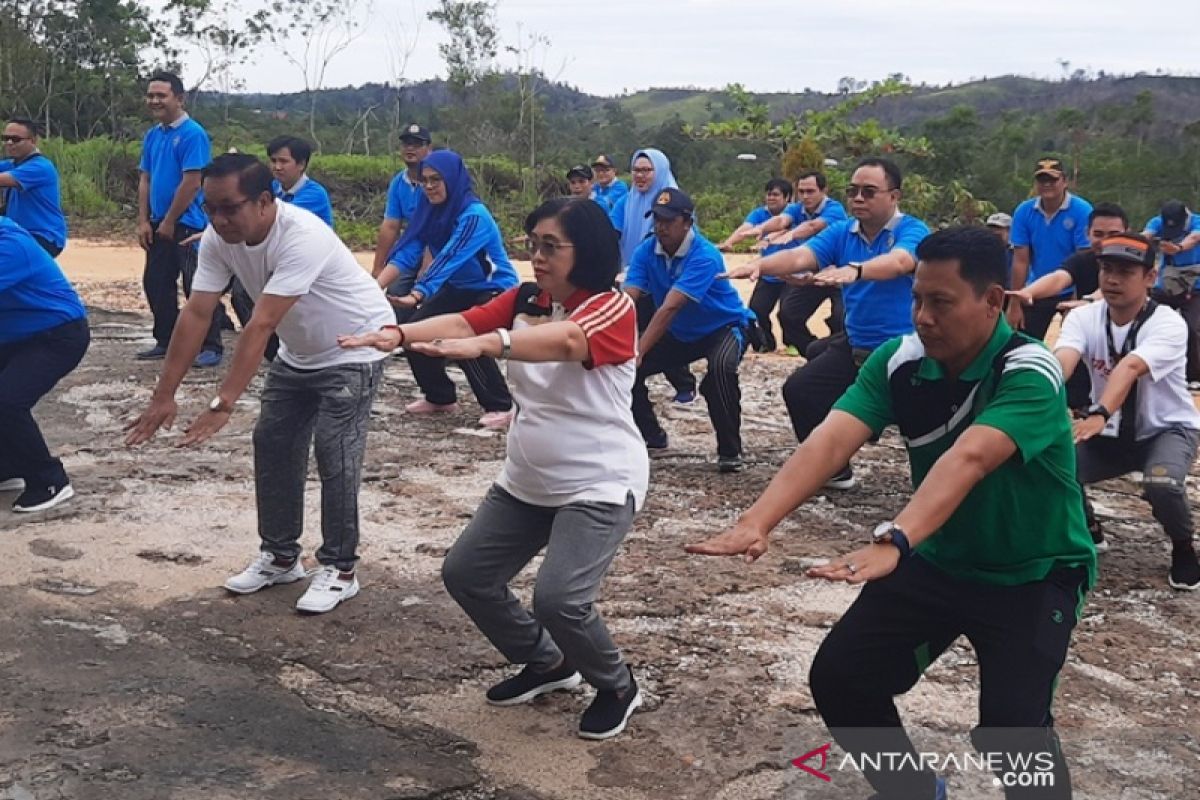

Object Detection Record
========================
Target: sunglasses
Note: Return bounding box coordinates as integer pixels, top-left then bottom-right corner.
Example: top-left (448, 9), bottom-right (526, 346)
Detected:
top-left (526, 236), bottom-right (576, 259)
top-left (845, 185), bottom-right (893, 199)
top-left (1, 135), bottom-right (30, 143)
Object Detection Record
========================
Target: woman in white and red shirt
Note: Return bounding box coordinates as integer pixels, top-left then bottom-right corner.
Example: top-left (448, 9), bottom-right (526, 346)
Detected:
top-left (339, 197), bottom-right (647, 740)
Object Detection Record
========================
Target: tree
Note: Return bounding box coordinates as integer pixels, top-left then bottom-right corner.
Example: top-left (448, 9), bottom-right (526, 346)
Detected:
top-left (427, 0), bottom-right (499, 93)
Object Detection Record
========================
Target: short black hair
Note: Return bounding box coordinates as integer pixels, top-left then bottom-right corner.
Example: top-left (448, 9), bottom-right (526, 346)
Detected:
top-left (266, 135), bottom-right (313, 167)
top-left (853, 157), bottom-right (902, 191)
top-left (916, 225), bottom-right (1008, 294)
top-left (764, 178), bottom-right (793, 198)
top-left (148, 70), bottom-right (186, 97)
top-left (1089, 202), bottom-right (1128, 229)
top-left (6, 117), bottom-right (40, 137)
top-left (796, 170), bottom-right (827, 190)
top-left (201, 153), bottom-right (274, 199)
top-left (523, 197), bottom-right (621, 292)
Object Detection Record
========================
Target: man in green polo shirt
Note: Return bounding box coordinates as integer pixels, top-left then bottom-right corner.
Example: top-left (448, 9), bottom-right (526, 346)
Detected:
top-left (689, 226), bottom-right (1095, 799)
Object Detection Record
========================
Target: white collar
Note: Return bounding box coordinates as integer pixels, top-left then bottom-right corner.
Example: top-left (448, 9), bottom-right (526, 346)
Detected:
top-left (849, 210), bottom-right (905, 242)
top-left (1034, 192), bottom-right (1074, 219)
top-left (161, 112), bottom-right (190, 131)
top-left (282, 173), bottom-right (309, 195)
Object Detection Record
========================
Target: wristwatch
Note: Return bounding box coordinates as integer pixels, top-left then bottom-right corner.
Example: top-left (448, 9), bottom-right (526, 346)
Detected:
top-left (209, 396), bottom-right (233, 414)
top-left (849, 261), bottom-right (864, 281)
top-left (1085, 403), bottom-right (1111, 421)
top-left (495, 327), bottom-right (512, 359)
top-left (872, 521), bottom-right (912, 559)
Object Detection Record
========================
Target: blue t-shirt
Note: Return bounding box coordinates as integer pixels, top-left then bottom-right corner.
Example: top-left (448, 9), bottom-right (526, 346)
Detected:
top-left (1145, 212), bottom-right (1200, 269)
top-left (803, 213), bottom-right (931, 350)
top-left (743, 206), bottom-right (790, 284)
top-left (591, 180), bottom-right (629, 214)
top-left (390, 202), bottom-right (519, 299)
top-left (273, 176), bottom-right (334, 227)
top-left (782, 196), bottom-right (849, 232)
top-left (624, 229), bottom-right (753, 343)
top-left (0, 217), bottom-right (86, 343)
top-left (0, 153), bottom-right (68, 249)
top-left (1009, 193), bottom-right (1092, 292)
top-left (138, 115), bottom-right (210, 230)
top-left (384, 170), bottom-right (422, 223)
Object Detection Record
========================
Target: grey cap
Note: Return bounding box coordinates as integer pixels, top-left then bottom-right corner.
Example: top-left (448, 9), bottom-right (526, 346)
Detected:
top-left (986, 212), bottom-right (1013, 228)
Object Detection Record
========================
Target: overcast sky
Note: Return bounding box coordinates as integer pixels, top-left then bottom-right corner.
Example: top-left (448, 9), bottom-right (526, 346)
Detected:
top-left (177, 1), bottom-right (1200, 97)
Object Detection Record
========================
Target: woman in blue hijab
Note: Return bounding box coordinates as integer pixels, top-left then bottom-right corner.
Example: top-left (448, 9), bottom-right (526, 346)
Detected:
top-left (609, 148), bottom-right (679, 267)
top-left (377, 149), bottom-right (518, 428)
top-left (609, 148), bottom-right (696, 402)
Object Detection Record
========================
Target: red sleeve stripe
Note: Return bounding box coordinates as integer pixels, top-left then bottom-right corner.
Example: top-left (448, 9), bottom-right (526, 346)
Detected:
top-left (575, 292), bottom-right (633, 336)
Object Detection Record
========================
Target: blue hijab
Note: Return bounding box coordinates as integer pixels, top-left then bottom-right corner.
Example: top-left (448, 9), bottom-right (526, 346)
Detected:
top-left (393, 149), bottom-right (481, 257)
top-left (618, 148), bottom-right (679, 265)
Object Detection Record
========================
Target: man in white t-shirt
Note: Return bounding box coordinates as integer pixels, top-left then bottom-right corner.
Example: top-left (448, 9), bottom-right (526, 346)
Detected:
top-left (1053, 234), bottom-right (1200, 591)
top-left (126, 153), bottom-right (394, 613)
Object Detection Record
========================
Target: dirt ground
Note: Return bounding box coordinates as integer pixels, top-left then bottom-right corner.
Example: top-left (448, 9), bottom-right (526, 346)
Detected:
top-left (2, 242), bottom-right (1198, 800)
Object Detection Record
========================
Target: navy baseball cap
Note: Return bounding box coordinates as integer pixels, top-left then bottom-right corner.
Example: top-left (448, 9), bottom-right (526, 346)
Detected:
top-left (1160, 200), bottom-right (1189, 240)
top-left (645, 187), bottom-right (694, 220)
top-left (567, 164), bottom-right (594, 180)
top-left (399, 123), bottom-right (431, 143)
top-left (591, 154), bottom-right (616, 168)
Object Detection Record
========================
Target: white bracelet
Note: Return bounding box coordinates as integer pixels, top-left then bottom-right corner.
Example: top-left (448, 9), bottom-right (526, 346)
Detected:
top-left (495, 327), bottom-right (512, 359)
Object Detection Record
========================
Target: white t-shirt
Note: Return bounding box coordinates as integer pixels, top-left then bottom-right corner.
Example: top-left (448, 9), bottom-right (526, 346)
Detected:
top-left (461, 286), bottom-right (649, 510)
top-left (1055, 301), bottom-right (1200, 439)
top-left (193, 202), bottom-right (393, 369)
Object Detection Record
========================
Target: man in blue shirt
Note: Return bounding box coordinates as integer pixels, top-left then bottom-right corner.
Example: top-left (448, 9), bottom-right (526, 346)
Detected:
top-left (749, 171), bottom-right (850, 356)
top-left (728, 158), bottom-right (930, 488)
top-left (589, 154), bottom-right (628, 214)
top-left (267, 135), bottom-right (333, 226)
top-left (373, 123), bottom-right (432, 280)
top-left (137, 71), bottom-right (223, 367)
top-left (1145, 200), bottom-right (1200, 386)
top-left (0, 118), bottom-right (68, 257)
top-left (0, 218), bottom-right (89, 513)
top-left (624, 188), bottom-right (754, 473)
top-left (1006, 157), bottom-right (1092, 339)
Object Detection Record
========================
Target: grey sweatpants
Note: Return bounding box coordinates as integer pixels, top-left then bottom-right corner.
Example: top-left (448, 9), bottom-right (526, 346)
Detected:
top-left (1077, 426), bottom-right (1200, 544)
top-left (253, 359), bottom-right (384, 571)
top-left (442, 485), bottom-right (636, 693)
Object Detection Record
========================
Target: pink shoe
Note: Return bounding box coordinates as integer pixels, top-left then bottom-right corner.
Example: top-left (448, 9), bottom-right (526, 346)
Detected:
top-left (478, 410), bottom-right (514, 429)
top-left (406, 398), bottom-right (458, 415)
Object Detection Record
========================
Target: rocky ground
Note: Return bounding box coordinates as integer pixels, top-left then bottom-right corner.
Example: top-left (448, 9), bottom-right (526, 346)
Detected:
top-left (2, 280), bottom-right (1198, 800)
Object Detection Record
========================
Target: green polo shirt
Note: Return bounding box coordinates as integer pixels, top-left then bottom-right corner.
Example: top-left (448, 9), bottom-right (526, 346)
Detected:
top-left (833, 318), bottom-right (1096, 588)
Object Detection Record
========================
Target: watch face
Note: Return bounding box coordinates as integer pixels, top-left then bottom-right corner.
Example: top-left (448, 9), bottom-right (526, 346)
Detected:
top-left (872, 521), bottom-right (893, 541)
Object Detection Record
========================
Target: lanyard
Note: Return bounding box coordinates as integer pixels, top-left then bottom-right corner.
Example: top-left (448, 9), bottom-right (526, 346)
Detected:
top-left (1104, 299), bottom-right (1157, 366)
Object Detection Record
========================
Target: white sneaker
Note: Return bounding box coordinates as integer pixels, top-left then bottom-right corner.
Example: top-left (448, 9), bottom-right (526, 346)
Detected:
top-left (224, 551), bottom-right (306, 594)
top-left (295, 565), bottom-right (360, 614)
top-left (0, 478), bottom-right (24, 492)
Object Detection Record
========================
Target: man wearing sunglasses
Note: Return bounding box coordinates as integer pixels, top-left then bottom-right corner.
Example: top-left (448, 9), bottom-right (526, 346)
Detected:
top-left (1006, 157), bottom-right (1093, 339)
top-left (0, 118), bottom-right (68, 257)
top-left (136, 71), bottom-right (224, 368)
top-left (725, 157), bottom-right (930, 489)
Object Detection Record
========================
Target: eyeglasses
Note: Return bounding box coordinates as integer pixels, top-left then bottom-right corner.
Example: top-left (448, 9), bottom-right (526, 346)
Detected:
top-left (526, 236), bottom-right (575, 259)
top-left (1, 135), bottom-right (29, 143)
top-left (420, 176), bottom-right (444, 188)
top-left (845, 184), bottom-right (893, 199)
top-left (1034, 174), bottom-right (1064, 184)
top-left (631, 167), bottom-right (654, 175)
top-left (202, 197), bottom-right (255, 217)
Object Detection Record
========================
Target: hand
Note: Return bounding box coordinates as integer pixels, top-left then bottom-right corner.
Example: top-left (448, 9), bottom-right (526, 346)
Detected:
top-left (156, 219), bottom-right (176, 243)
top-left (337, 329), bottom-right (402, 352)
top-left (814, 266), bottom-right (858, 286)
top-left (1005, 288), bottom-right (1035, 307)
top-left (388, 293), bottom-right (419, 309)
top-left (1005, 300), bottom-right (1025, 330)
top-left (137, 220), bottom-right (154, 250)
top-left (807, 543), bottom-right (901, 584)
top-left (408, 336), bottom-right (487, 360)
top-left (1072, 414), bottom-right (1108, 443)
top-left (721, 261), bottom-right (761, 281)
top-left (180, 409), bottom-right (231, 447)
top-left (1162, 241), bottom-right (1182, 256)
top-left (750, 239), bottom-right (769, 252)
top-left (179, 231), bottom-right (203, 247)
top-left (717, 241), bottom-right (734, 253)
top-left (782, 272), bottom-right (816, 287)
top-left (685, 520), bottom-right (770, 563)
top-left (125, 397), bottom-right (179, 446)
top-left (1056, 299), bottom-right (1090, 312)
top-left (765, 230), bottom-right (792, 246)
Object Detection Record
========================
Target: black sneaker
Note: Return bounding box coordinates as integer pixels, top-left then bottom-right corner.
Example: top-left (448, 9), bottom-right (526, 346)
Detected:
top-left (486, 661), bottom-right (582, 706)
top-left (135, 345), bottom-right (167, 360)
top-left (717, 455), bottom-right (745, 473)
top-left (1089, 519), bottom-right (1109, 553)
top-left (579, 666), bottom-right (643, 740)
top-left (1168, 546), bottom-right (1200, 591)
top-left (824, 466), bottom-right (856, 490)
top-left (12, 483), bottom-right (75, 513)
top-left (644, 431), bottom-right (668, 451)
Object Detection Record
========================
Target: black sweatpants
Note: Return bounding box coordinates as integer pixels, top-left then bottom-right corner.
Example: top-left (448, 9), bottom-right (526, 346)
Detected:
top-left (810, 555), bottom-right (1086, 799)
top-left (405, 286), bottom-right (513, 412)
top-left (632, 325), bottom-right (746, 458)
top-left (636, 294), bottom-right (695, 396)
top-left (782, 333), bottom-right (863, 477)
top-left (779, 283), bottom-right (844, 356)
top-left (142, 224), bottom-right (224, 354)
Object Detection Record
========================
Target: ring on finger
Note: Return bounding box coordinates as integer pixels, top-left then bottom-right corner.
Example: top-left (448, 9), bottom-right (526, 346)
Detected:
top-left (847, 562), bottom-right (857, 574)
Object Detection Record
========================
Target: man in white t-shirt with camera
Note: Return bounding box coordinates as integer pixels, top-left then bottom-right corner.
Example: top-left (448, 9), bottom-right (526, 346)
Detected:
top-left (126, 153), bottom-right (394, 613)
top-left (1053, 233), bottom-right (1200, 591)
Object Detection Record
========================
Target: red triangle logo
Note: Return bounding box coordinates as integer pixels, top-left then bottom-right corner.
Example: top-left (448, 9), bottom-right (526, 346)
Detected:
top-left (791, 743), bottom-right (833, 782)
